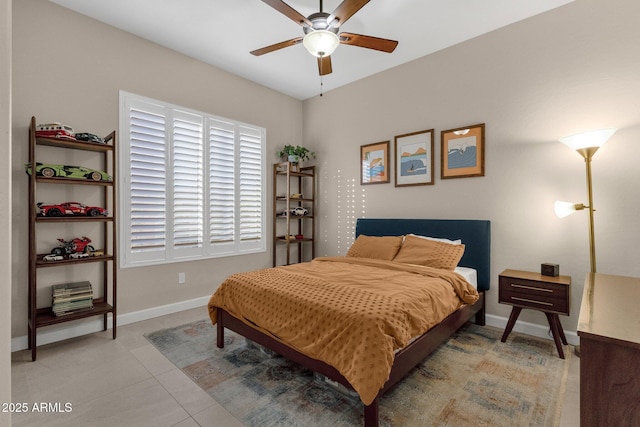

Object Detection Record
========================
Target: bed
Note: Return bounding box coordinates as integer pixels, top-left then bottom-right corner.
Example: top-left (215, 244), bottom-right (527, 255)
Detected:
top-left (209, 218), bottom-right (491, 427)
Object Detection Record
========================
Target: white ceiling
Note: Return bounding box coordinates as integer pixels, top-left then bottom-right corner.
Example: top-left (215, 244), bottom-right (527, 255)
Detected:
top-left (50, 0), bottom-right (573, 100)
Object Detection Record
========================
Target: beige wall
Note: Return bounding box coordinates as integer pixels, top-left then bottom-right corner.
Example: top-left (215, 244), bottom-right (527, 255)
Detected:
top-left (11, 0), bottom-right (303, 338)
top-left (303, 0), bottom-right (640, 334)
top-left (1, 0), bottom-right (12, 422)
top-left (10, 0), bottom-right (640, 345)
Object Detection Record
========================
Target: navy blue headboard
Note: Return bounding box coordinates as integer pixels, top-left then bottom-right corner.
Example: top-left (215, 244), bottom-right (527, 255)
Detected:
top-left (355, 218), bottom-right (491, 291)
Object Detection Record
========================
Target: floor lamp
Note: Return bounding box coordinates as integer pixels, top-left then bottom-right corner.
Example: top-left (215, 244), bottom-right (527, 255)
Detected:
top-left (554, 127), bottom-right (616, 356)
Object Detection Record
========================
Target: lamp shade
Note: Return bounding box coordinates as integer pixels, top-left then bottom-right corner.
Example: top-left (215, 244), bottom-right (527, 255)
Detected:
top-left (559, 128), bottom-right (617, 151)
top-left (303, 30), bottom-right (339, 57)
top-left (554, 201), bottom-right (585, 218)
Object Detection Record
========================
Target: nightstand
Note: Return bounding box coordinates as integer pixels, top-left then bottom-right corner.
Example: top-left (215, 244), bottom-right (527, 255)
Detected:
top-left (499, 269), bottom-right (571, 359)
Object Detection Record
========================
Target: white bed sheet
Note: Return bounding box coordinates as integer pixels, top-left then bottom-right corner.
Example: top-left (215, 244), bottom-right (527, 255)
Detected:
top-left (454, 266), bottom-right (478, 289)
top-left (402, 263), bottom-right (478, 289)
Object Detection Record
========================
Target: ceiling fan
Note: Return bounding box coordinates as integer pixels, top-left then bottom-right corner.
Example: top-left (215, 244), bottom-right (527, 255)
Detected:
top-left (250, 0), bottom-right (398, 76)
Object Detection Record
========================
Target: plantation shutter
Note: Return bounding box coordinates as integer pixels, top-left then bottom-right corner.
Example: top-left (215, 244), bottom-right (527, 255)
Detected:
top-left (127, 103), bottom-right (167, 262)
top-left (119, 91), bottom-right (266, 267)
top-left (239, 126), bottom-right (263, 246)
top-left (209, 119), bottom-right (235, 250)
top-left (173, 111), bottom-right (204, 252)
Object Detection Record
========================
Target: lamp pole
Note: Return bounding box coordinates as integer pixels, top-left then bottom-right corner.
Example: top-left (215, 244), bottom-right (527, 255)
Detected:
top-left (577, 146), bottom-right (599, 274)
top-left (573, 147), bottom-right (599, 359)
top-left (559, 129), bottom-right (616, 359)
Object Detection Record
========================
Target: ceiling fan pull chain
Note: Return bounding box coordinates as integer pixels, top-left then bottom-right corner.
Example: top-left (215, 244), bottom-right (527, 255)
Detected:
top-left (319, 53), bottom-right (324, 96)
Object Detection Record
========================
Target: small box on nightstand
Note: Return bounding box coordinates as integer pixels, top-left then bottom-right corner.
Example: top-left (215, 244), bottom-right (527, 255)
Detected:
top-left (541, 263), bottom-right (559, 277)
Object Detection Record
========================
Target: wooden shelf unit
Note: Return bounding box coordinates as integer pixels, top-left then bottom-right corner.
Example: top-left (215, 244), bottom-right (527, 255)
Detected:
top-left (272, 162), bottom-right (316, 266)
top-left (27, 116), bottom-right (117, 361)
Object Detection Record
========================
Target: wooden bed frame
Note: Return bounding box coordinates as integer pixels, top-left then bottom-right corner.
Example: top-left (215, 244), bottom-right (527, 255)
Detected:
top-left (216, 218), bottom-right (491, 427)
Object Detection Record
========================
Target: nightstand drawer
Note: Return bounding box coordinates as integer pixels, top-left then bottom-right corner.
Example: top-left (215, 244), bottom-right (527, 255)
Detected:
top-left (499, 275), bottom-right (569, 315)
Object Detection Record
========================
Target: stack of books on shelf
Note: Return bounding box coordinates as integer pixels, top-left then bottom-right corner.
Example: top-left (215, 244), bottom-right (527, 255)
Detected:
top-left (51, 281), bottom-right (94, 316)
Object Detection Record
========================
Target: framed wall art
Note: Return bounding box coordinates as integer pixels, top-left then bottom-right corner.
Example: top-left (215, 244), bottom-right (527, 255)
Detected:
top-left (360, 141), bottom-right (390, 185)
top-left (394, 129), bottom-right (434, 187)
top-left (441, 123), bottom-right (485, 179)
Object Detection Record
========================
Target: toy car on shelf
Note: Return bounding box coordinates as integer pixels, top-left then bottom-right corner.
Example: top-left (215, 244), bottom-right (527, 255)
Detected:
top-left (35, 123), bottom-right (75, 140)
top-left (69, 252), bottom-right (90, 259)
top-left (37, 201), bottom-right (108, 217)
top-left (89, 250), bottom-right (105, 257)
top-left (50, 236), bottom-right (95, 257)
top-left (25, 162), bottom-right (111, 181)
top-left (42, 254), bottom-right (63, 262)
top-left (75, 132), bottom-right (105, 144)
top-left (290, 207), bottom-right (309, 216)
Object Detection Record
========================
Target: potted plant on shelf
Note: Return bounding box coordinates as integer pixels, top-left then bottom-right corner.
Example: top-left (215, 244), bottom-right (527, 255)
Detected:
top-left (277, 145), bottom-right (316, 167)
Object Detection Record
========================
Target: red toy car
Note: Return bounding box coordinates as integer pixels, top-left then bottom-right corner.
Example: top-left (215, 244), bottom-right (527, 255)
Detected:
top-left (37, 201), bottom-right (108, 217)
top-left (50, 236), bottom-right (95, 256)
top-left (35, 123), bottom-right (75, 140)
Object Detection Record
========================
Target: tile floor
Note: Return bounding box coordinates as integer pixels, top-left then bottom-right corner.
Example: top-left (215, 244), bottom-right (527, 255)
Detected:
top-left (11, 307), bottom-right (580, 426)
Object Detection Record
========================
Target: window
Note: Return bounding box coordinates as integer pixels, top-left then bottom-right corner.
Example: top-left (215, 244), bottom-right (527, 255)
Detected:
top-left (119, 91), bottom-right (266, 267)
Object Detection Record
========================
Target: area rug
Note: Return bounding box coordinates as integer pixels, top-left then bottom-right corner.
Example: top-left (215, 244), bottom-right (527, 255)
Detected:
top-left (145, 320), bottom-right (570, 427)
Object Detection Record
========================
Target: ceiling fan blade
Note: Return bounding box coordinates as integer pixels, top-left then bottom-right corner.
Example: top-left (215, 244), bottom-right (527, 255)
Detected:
top-left (250, 37), bottom-right (303, 56)
top-left (261, 0), bottom-right (312, 27)
top-left (327, 0), bottom-right (370, 29)
top-left (339, 32), bottom-right (398, 53)
top-left (317, 55), bottom-right (332, 76)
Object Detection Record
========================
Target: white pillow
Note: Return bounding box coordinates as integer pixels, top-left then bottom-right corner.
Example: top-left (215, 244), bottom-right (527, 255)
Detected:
top-left (406, 233), bottom-right (462, 245)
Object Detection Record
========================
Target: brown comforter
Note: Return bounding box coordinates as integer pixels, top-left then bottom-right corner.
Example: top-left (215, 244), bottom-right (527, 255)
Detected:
top-left (208, 256), bottom-right (479, 405)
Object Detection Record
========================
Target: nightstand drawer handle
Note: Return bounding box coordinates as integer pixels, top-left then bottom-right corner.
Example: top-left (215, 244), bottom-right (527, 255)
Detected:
top-left (511, 284), bottom-right (553, 293)
top-left (511, 297), bottom-right (553, 306)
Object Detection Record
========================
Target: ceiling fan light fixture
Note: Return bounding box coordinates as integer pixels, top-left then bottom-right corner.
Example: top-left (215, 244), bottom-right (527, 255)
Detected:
top-left (303, 30), bottom-right (340, 57)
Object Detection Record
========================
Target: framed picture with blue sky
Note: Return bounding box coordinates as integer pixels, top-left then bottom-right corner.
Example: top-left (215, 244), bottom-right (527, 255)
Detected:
top-left (394, 129), bottom-right (434, 187)
top-left (360, 141), bottom-right (390, 185)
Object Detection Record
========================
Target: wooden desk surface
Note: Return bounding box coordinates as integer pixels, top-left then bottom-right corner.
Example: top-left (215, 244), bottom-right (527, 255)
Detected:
top-left (577, 272), bottom-right (640, 349)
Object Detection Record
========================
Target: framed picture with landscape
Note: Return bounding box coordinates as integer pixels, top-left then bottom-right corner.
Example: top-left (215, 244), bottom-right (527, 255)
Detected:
top-left (441, 123), bottom-right (485, 179)
top-left (360, 141), bottom-right (390, 185)
top-left (394, 129), bottom-right (434, 187)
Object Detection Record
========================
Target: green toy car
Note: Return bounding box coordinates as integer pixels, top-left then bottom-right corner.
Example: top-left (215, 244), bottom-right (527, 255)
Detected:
top-left (25, 162), bottom-right (111, 181)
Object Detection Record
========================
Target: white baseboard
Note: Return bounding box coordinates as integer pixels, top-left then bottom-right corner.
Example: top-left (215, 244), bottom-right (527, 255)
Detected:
top-left (11, 295), bottom-right (211, 353)
top-left (12, 299), bottom-right (579, 352)
top-left (485, 314), bottom-right (579, 346)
